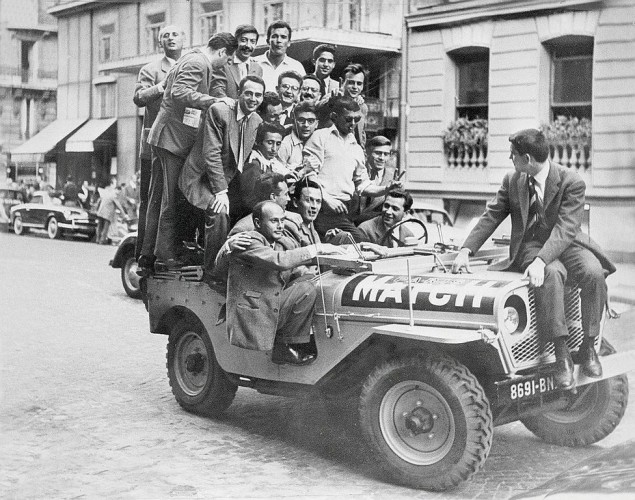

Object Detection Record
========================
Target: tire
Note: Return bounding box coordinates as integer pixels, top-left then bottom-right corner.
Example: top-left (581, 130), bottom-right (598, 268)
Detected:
top-left (521, 340), bottom-right (629, 447)
top-left (359, 351), bottom-right (493, 491)
top-left (121, 253), bottom-right (142, 299)
top-left (13, 215), bottom-right (27, 235)
top-left (166, 319), bottom-right (237, 416)
top-left (47, 216), bottom-right (62, 239)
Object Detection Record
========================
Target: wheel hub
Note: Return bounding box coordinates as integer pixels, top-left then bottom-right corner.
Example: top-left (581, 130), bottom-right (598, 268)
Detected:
top-left (185, 352), bottom-right (205, 375)
top-left (404, 406), bottom-right (435, 436)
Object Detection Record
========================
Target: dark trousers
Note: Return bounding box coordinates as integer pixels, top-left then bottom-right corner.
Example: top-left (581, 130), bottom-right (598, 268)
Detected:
top-left (141, 148), bottom-right (164, 259)
top-left (314, 199), bottom-right (364, 243)
top-left (96, 217), bottom-right (111, 244)
top-left (518, 241), bottom-right (607, 343)
top-left (136, 156), bottom-right (152, 260)
top-left (275, 280), bottom-right (317, 345)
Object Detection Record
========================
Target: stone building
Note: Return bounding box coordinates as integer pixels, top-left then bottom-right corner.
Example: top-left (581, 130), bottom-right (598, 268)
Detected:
top-left (1, 0), bottom-right (58, 186)
top-left (402, 0), bottom-right (635, 261)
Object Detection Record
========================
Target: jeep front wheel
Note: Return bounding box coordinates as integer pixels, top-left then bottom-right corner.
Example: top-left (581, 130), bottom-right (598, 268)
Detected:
top-left (359, 352), bottom-right (493, 491)
top-left (166, 319), bottom-right (237, 416)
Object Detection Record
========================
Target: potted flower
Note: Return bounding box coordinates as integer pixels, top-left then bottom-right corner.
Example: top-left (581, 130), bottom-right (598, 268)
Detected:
top-left (443, 118), bottom-right (488, 166)
top-left (540, 116), bottom-right (592, 169)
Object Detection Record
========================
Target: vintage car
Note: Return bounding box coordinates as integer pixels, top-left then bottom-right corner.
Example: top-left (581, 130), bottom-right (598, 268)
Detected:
top-left (145, 232), bottom-right (634, 491)
top-left (1, 187), bottom-right (27, 223)
top-left (10, 190), bottom-right (97, 240)
top-left (109, 232), bottom-right (141, 299)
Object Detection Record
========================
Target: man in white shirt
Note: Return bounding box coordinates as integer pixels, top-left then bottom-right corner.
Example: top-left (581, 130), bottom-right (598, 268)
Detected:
top-left (278, 101), bottom-right (318, 172)
top-left (253, 21), bottom-right (305, 92)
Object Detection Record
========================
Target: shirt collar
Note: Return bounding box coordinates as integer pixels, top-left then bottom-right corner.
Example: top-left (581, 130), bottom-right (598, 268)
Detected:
top-left (237, 106), bottom-right (250, 122)
top-left (533, 161), bottom-right (550, 188)
top-left (233, 55), bottom-right (247, 65)
top-left (165, 56), bottom-right (176, 65)
top-left (328, 124), bottom-right (357, 144)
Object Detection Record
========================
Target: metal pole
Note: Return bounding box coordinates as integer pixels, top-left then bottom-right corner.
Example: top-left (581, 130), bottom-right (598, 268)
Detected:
top-left (407, 259), bottom-right (414, 327)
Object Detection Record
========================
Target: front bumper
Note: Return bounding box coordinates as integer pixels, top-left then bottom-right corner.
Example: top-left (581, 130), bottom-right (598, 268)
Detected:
top-left (59, 220), bottom-right (97, 234)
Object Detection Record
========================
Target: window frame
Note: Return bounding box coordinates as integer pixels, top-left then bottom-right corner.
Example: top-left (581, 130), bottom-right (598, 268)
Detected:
top-left (146, 12), bottom-right (166, 54)
top-left (550, 50), bottom-right (593, 120)
top-left (263, 1), bottom-right (284, 31)
top-left (451, 47), bottom-right (489, 120)
top-left (199, 1), bottom-right (224, 43)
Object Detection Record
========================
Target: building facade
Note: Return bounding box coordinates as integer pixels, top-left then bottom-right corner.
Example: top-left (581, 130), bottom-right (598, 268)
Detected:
top-left (1, 0), bottom-right (58, 186)
top-left (402, 0), bottom-right (635, 261)
top-left (46, 0), bottom-right (404, 190)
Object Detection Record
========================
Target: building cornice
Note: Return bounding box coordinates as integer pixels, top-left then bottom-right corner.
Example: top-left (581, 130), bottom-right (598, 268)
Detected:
top-left (48, 1), bottom-right (131, 17)
top-left (406, 0), bottom-right (602, 29)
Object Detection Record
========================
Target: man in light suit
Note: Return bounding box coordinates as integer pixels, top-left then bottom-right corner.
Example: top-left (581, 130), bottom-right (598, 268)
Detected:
top-left (312, 44), bottom-right (339, 97)
top-left (452, 129), bottom-right (615, 390)
top-left (216, 201), bottom-right (342, 365)
top-left (179, 74), bottom-right (265, 275)
top-left (147, 32), bottom-right (237, 270)
top-left (133, 24), bottom-right (184, 273)
top-left (211, 24), bottom-right (263, 99)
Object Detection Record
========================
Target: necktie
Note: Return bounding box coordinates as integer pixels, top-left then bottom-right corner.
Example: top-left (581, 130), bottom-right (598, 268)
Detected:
top-left (237, 117), bottom-right (246, 172)
top-left (526, 176), bottom-right (542, 238)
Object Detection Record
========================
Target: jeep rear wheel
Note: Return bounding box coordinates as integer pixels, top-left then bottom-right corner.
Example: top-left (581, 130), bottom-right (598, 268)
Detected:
top-left (167, 319), bottom-right (237, 416)
top-left (359, 352), bottom-right (493, 491)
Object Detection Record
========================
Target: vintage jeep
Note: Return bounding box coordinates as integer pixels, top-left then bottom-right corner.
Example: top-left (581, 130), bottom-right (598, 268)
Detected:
top-left (146, 243), bottom-right (633, 491)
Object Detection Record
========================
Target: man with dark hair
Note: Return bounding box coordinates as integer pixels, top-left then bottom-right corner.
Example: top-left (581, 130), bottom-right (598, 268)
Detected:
top-left (286, 176), bottom-right (323, 247)
top-left (452, 128), bottom-right (615, 390)
top-left (147, 32), bottom-right (237, 270)
top-left (216, 201), bottom-right (342, 364)
top-left (303, 96), bottom-right (401, 241)
top-left (211, 24), bottom-right (263, 99)
top-left (257, 91), bottom-right (284, 124)
top-left (253, 21), bottom-right (305, 92)
top-left (62, 175), bottom-right (79, 207)
top-left (133, 25), bottom-right (184, 271)
top-left (276, 70), bottom-right (303, 128)
top-left (358, 189), bottom-right (414, 247)
top-left (299, 74), bottom-right (323, 106)
top-left (312, 44), bottom-right (339, 96)
top-left (278, 101), bottom-right (318, 172)
top-left (179, 74), bottom-right (265, 275)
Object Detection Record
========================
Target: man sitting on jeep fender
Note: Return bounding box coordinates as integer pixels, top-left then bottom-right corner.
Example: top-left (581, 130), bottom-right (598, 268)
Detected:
top-left (215, 201), bottom-right (343, 365)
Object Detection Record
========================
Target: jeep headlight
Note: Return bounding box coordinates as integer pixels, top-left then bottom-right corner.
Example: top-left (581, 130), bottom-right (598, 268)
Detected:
top-left (500, 295), bottom-right (527, 335)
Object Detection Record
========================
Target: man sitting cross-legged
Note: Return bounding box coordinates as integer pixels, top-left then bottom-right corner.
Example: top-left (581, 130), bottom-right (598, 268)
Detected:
top-left (216, 201), bottom-right (343, 365)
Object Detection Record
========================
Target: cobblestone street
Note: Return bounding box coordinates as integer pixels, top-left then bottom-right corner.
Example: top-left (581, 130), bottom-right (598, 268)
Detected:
top-left (1, 231), bottom-right (634, 499)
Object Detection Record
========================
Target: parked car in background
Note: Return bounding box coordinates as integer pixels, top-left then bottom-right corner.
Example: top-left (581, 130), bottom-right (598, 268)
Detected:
top-left (10, 190), bottom-right (97, 240)
top-left (1, 188), bottom-right (27, 225)
top-left (109, 232), bottom-right (141, 299)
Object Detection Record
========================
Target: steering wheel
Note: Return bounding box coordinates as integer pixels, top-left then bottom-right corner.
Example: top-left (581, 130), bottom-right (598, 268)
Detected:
top-left (380, 218), bottom-right (428, 247)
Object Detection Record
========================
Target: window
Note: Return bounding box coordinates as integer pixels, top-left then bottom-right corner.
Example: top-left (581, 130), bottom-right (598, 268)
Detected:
top-left (146, 12), bottom-right (166, 53)
top-left (452, 47), bottom-right (489, 119)
top-left (96, 83), bottom-right (115, 118)
top-left (20, 41), bottom-right (34, 83)
top-left (200, 1), bottom-right (223, 43)
top-left (336, 0), bottom-right (361, 30)
top-left (99, 24), bottom-right (114, 62)
top-left (263, 2), bottom-right (283, 30)
top-left (548, 36), bottom-right (593, 120)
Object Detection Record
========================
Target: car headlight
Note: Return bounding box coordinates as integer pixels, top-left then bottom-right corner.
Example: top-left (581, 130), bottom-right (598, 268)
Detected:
top-left (500, 295), bottom-right (527, 335)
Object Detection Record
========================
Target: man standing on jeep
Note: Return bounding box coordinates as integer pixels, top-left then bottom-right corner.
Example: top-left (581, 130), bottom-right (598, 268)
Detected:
top-left (451, 128), bottom-right (615, 390)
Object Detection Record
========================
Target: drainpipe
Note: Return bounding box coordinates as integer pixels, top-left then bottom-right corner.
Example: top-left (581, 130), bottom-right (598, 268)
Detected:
top-left (399, 10), bottom-right (408, 180)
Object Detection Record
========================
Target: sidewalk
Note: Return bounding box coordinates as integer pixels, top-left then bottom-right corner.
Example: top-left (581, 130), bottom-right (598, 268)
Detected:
top-left (608, 262), bottom-right (635, 306)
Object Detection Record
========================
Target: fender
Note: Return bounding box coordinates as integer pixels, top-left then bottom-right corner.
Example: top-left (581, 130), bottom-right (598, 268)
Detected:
top-left (371, 323), bottom-right (489, 344)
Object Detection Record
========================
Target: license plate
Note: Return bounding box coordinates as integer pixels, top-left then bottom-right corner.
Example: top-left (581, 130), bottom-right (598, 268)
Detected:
top-left (497, 373), bottom-right (556, 405)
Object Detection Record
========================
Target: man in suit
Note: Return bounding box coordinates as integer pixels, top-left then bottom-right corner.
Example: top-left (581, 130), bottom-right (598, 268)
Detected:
top-left (257, 92), bottom-right (283, 125)
top-left (210, 24), bottom-right (263, 99)
top-left (312, 44), bottom-right (339, 97)
top-left (276, 70), bottom-right (302, 130)
top-left (285, 177), bottom-right (323, 247)
top-left (452, 129), bottom-right (615, 389)
top-left (216, 201), bottom-right (342, 364)
top-left (134, 24), bottom-right (184, 272)
top-left (358, 189), bottom-right (414, 247)
top-left (253, 21), bottom-right (305, 92)
top-left (179, 74), bottom-right (265, 275)
top-left (147, 32), bottom-right (237, 270)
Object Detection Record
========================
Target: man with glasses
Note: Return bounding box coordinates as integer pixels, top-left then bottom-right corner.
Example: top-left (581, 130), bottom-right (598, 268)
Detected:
top-left (278, 101), bottom-right (319, 172)
top-left (299, 74), bottom-right (323, 106)
top-left (253, 21), bottom-right (305, 92)
top-left (303, 96), bottom-right (401, 242)
top-left (276, 71), bottom-right (302, 129)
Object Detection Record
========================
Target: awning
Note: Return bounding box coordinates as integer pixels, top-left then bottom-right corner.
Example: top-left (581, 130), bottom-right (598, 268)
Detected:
top-left (65, 118), bottom-right (117, 152)
top-left (10, 118), bottom-right (87, 163)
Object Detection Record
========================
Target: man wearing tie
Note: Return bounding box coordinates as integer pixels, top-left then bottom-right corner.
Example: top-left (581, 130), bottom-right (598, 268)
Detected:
top-left (179, 75), bottom-right (265, 276)
top-left (211, 24), bottom-right (263, 99)
top-left (452, 129), bottom-right (615, 390)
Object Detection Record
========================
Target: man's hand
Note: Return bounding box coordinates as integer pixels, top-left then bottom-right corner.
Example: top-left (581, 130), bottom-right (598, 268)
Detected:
top-left (323, 196), bottom-right (347, 214)
top-left (227, 233), bottom-right (252, 253)
top-left (451, 247), bottom-right (472, 274)
top-left (386, 179), bottom-right (403, 191)
top-left (360, 242), bottom-right (388, 258)
top-left (523, 258), bottom-right (546, 287)
top-left (316, 243), bottom-right (346, 255)
top-left (209, 192), bottom-right (229, 214)
top-left (324, 228), bottom-right (342, 239)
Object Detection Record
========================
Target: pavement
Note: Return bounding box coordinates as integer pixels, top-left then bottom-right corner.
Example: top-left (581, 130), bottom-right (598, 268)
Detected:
top-left (608, 262), bottom-right (635, 306)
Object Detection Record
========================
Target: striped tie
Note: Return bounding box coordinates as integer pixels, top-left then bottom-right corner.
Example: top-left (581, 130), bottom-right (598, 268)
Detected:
top-left (526, 176), bottom-right (539, 238)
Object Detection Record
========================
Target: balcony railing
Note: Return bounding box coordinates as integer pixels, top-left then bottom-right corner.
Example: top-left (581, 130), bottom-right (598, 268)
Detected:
top-left (446, 144), bottom-right (488, 168)
top-left (548, 145), bottom-right (591, 171)
top-left (0, 66), bottom-right (58, 82)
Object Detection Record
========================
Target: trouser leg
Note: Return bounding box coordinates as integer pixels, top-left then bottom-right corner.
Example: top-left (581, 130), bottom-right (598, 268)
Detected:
top-left (154, 147), bottom-right (185, 262)
top-left (276, 281), bottom-right (317, 345)
top-left (314, 201), bottom-right (364, 243)
top-left (99, 220), bottom-right (111, 244)
top-left (204, 211), bottom-right (229, 273)
top-left (141, 149), bottom-right (163, 259)
top-left (136, 157), bottom-right (152, 260)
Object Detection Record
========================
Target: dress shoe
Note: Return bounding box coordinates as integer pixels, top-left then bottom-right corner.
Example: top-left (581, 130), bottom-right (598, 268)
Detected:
top-left (136, 255), bottom-right (154, 277)
top-left (577, 343), bottom-right (603, 378)
top-left (154, 258), bottom-right (185, 272)
top-left (553, 353), bottom-right (575, 390)
top-left (272, 344), bottom-right (316, 366)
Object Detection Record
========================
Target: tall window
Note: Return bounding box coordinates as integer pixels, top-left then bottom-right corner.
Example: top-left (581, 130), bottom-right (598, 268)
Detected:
top-left (99, 24), bottom-right (114, 62)
top-left (263, 2), bottom-right (283, 30)
top-left (452, 47), bottom-right (489, 119)
top-left (200, 1), bottom-right (223, 43)
top-left (336, 0), bottom-right (361, 30)
top-left (96, 83), bottom-right (115, 118)
top-left (548, 36), bottom-right (593, 120)
top-left (146, 12), bottom-right (166, 53)
top-left (20, 41), bottom-right (34, 83)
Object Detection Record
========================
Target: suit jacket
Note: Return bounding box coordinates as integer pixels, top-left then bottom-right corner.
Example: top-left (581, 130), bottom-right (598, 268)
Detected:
top-left (210, 57), bottom-right (263, 99)
top-left (283, 216), bottom-right (321, 247)
top-left (219, 231), bottom-right (316, 350)
top-left (148, 49), bottom-right (219, 158)
top-left (463, 161), bottom-right (615, 274)
top-left (179, 101), bottom-right (262, 210)
top-left (134, 56), bottom-right (173, 159)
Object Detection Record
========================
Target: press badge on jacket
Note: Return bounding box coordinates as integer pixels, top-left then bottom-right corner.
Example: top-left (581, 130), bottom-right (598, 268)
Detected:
top-left (183, 108), bottom-right (202, 128)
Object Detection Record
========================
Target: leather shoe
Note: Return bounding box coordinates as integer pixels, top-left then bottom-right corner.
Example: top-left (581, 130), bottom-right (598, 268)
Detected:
top-left (136, 255), bottom-right (154, 277)
top-left (272, 344), bottom-right (316, 366)
top-left (155, 258), bottom-right (185, 272)
top-left (577, 343), bottom-right (603, 378)
top-left (553, 353), bottom-right (575, 390)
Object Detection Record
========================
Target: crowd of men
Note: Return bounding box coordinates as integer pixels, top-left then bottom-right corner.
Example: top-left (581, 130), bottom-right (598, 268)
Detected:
top-left (132, 21), bottom-right (613, 381)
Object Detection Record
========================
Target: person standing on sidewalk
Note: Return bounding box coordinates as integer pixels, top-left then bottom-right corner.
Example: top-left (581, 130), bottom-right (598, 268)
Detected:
top-left (96, 180), bottom-right (126, 245)
top-left (133, 24), bottom-right (184, 273)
